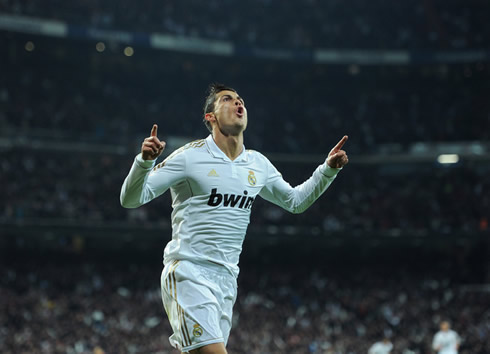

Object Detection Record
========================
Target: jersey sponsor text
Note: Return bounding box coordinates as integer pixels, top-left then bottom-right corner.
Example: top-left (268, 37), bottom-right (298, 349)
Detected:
top-left (207, 188), bottom-right (255, 209)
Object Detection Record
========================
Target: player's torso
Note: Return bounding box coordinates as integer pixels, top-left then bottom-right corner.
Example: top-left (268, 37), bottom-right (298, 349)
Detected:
top-left (172, 142), bottom-right (266, 212)
top-left (371, 343), bottom-right (392, 354)
top-left (437, 332), bottom-right (457, 353)
top-left (189, 155), bottom-right (264, 208)
top-left (164, 140), bottom-right (269, 272)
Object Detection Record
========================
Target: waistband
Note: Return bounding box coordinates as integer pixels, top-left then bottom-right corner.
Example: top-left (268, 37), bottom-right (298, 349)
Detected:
top-left (164, 257), bottom-right (237, 278)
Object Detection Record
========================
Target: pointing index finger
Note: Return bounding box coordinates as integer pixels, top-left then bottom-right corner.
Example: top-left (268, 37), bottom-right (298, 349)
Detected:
top-left (333, 135), bottom-right (348, 151)
top-left (151, 124), bottom-right (158, 137)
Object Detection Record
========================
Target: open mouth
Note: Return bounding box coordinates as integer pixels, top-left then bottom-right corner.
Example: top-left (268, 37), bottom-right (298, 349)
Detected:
top-left (236, 106), bottom-right (244, 117)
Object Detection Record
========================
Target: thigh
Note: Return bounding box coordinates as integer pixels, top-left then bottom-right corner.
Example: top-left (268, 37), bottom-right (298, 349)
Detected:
top-left (161, 261), bottom-right (226, 352)
top-left (218, 276), bottom-right (238, 346)
top-left (188, 342), bottom-right (227, 354)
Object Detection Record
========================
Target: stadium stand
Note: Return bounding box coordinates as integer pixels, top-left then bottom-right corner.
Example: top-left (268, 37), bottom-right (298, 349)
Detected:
top-left (1, 35), bottom-right (489, 155)
top-left (1, 0), bottom-right (489, 49)
top-left (1, 256), bottom-right (488, 353)
top-left (0, 150), bottom-right (488, 235)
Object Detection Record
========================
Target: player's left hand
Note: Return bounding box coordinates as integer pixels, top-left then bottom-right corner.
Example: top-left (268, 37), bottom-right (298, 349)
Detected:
top-left (327, 135), bottom-right (349, 168)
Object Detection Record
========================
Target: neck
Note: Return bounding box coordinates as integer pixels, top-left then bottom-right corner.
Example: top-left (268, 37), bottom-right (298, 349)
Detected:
top-left (212, 129), bottom-right (244, 161)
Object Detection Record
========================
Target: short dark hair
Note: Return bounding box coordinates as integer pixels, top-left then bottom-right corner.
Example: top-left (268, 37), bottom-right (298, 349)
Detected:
top-left (203, 83), bottom-right (237, 132)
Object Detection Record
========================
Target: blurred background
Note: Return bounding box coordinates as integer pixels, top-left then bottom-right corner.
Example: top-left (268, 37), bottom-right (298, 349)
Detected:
top-left (0, 1), bottom-right (489, 353)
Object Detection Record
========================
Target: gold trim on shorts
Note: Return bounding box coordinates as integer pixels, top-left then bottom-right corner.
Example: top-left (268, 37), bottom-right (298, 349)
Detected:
top-left (165, 261), bottom-right (192, 347)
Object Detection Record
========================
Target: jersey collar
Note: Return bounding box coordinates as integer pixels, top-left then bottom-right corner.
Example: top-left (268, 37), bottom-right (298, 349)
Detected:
top-left (205, 135), bottom-right (247, 162)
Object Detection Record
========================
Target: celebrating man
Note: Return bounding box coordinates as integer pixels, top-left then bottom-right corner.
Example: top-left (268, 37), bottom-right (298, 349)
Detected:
top-left (120, 83), bottom-right (349, 353)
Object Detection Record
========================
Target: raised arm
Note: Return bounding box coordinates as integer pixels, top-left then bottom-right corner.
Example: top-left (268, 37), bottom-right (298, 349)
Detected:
top-left (259, 136), bottom-right (349, 214)
top-left (120, 124), bottom-right (185, 208)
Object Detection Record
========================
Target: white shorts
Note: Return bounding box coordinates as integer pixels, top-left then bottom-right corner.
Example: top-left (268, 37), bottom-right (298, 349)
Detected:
top-left (160, 260), bottom-right (237, 352)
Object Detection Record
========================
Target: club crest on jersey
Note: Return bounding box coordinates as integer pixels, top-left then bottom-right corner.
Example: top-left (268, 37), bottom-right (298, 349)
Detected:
top-left (207, 188), bottom-right (255, 209)
top-left (248, 170), bottom-right (257, 186)
top-left (193, 324), bottom-right (203, 337)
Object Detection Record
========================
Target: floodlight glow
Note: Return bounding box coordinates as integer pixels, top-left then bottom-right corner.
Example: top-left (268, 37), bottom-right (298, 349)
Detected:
top-left (437, 154), bottom-right (459, 164)
top-left (96, 42), bottom-right (106, 52)
top-left (25, 41), bottom-right (35, 52)
top-left (124, 46), bottom-right (134, 57)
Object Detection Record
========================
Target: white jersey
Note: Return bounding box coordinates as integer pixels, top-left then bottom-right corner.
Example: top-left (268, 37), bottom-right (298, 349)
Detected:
top-left (432, 330), bottom-right (460, 354)
top-left (368, 341), bottom-right (393, 354)
top-left (121, 135), bottom-right (341, 277)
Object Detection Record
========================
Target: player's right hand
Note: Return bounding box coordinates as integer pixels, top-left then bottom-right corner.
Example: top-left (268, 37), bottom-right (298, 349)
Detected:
top-left (327, 135), bottom-right (349, 168)
top-left (141, 124), bottom-right (166, 160)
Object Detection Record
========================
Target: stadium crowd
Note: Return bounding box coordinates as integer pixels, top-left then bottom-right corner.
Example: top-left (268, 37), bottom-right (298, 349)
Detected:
top-left (1, 0), bottom-right (488, 49)
top-left (0, 149), bottom-right (488, 236)
top-left (1, 258), bottom-right (488, 353)
top-left (1, 36), bottom-right (489, 156)
top-left (1, 38), bottom-right (489, 235)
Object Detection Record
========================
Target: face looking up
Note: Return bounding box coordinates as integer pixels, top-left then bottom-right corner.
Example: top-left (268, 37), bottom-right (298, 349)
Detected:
top-left (206, 90), bottom-right (247, 136)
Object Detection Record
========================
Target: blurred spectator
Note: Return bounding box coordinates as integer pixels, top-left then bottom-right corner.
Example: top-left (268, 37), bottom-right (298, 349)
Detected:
top-left (432, 321), bottom-right (461, 354)
top-left (368, 338), bottom-right (393, 354)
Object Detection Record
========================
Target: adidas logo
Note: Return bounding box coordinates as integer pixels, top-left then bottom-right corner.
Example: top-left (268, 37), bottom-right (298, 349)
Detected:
top-left (207, 169), bottom-right (219, 177)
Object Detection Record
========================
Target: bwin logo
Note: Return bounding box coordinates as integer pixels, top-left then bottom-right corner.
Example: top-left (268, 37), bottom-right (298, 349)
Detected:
top-left (207, 188), bottom-right (255, 209)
